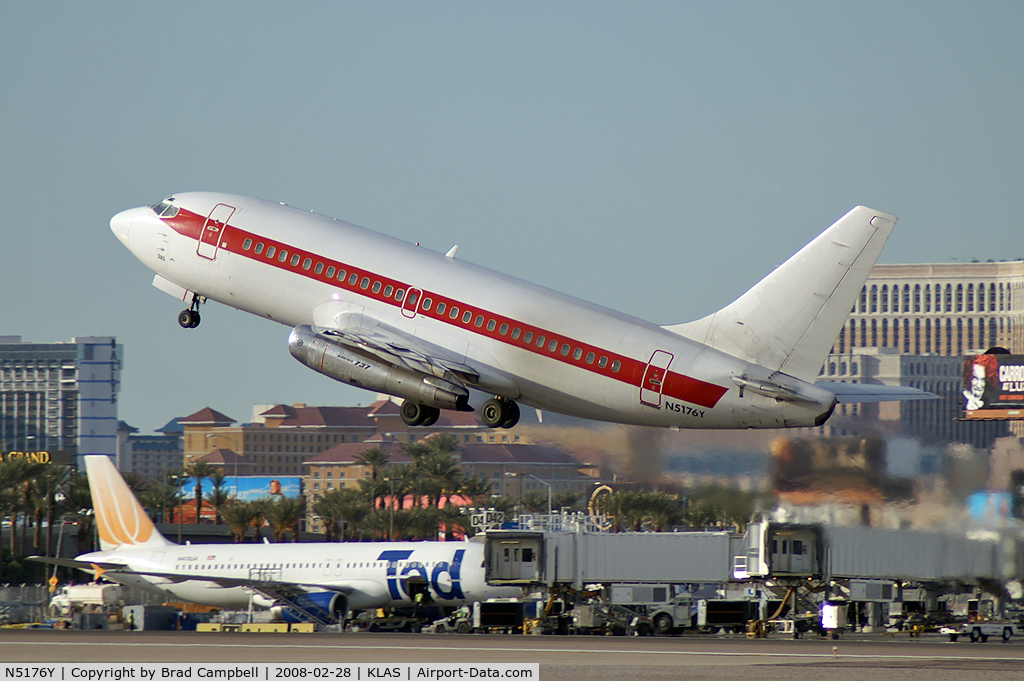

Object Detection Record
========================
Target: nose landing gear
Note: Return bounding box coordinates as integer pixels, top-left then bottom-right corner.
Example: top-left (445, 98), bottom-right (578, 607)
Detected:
top-left (480, 397), bottom-right (520, 429)
top-left (177, 294), bottom-right (203, 329)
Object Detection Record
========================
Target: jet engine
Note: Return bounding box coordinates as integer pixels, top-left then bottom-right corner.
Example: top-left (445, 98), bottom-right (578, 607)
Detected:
top-left (270, 591), bottom-right (348, 624)
top-left (288, 325), bottom-right (470, 411)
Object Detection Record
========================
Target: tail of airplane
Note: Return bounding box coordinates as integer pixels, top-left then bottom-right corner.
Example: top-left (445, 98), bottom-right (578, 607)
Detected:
top-left (84, 455), bottom-right (173, 551)
top-left (665, 206), bottom-right (895, 382)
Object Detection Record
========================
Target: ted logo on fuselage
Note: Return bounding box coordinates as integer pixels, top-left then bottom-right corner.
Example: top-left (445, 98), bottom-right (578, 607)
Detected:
top-left (378, 549), bottom-right (465, 601)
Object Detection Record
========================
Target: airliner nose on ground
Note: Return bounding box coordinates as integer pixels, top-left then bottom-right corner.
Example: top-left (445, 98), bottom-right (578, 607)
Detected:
top-left (109, 209), bottom-right (132, 248)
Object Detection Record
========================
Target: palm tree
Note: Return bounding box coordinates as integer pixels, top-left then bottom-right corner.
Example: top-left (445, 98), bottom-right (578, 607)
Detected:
top-left (184, 460), bottom-right (217, 524)
top-left (63, 472), bottom-right (95, 555)
top-left (206, 469), bottom-right (228, 525)
top-left (0, 457), bottom-right (46, 557)
top-left (220, 501), bottom-right (257, 543)
top-left (249, 499), bottom-right (268, 543)
top-left (264, 497), bottom-right (305, 542)
top-left (459, 475), bottom-right (494, 505)
top-left (141, 478), bottom-right (179, 524)
top-left (354, 447), bottom-right (390, 483)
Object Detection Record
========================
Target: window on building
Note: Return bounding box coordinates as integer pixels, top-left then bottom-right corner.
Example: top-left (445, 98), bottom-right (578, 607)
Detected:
top-left (871, 285), bottom-right (878, 313)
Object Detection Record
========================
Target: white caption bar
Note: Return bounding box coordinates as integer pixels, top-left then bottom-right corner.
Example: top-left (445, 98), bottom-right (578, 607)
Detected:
top-left (0, 665), bottom-right (539, 681)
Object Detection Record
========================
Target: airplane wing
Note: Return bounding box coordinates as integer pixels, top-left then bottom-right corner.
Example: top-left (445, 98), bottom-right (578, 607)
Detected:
top-left (815, 381), bottom-right (938, 403)
top-left (317, 312), bottom-right (480, 384)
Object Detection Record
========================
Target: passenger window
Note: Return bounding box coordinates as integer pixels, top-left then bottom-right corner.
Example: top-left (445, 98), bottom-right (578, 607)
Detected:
top-left (360, 277), bottom-right (370, 289)
top-left (422, 297), bottom-right (432, 310)
top-left (462, 311), bottom-right (472, 323)
top-left (255, 243), bottom-right (264, 255)
top-left (436, 302), bottom-right (446, 315)
top-left (315, 262), bottom-right (324, 274)
top-left (407, 291), bottom-right (418, 305)
top-left (598, 356), bottom-right (608, 368)
top-left (523, 332), bottom-right (533, 344)
top-left (499, 323), bottom-right (508, 335)
top-left (291, 254), bottom-right (301, 266)
top-left (243, 239), bottom-right (252, 250)
top-left (395, 289), bottom-right (404, 302)
top-left (325, 266), bottom-right (335, 278)
top-left (348, 273), bottom-right (358, 285)
top-left (384, 285), bottom-right (394, 297)
top-left (512, 328), bottom-right (521, 340)
top-left (449, 307), bottom-right (459, 319)
top-left (474, 315), bottom-right (484, 327)
top-left (279, 250), bottom-right (288, 262)
top-left (573, 348), bottom-right (582, 360)
top-left (560, 343), bottom-right (570, 356)
top-left (536, 335), bottom-right (545, 347)
top-left (372, 281), bottom-right (382, 294)
top-left (611, 360), bottom-right (621, 372)
top-left (302, 258), bottom-right (312, 270)
top-left (549, 340), bottom-right (558, 352)
top-left (487, 320), bottom-right (496, 332)
top-left (266, 246), bottom-right (276, 258)
top-left (586, 352), bottom-right (595, 364)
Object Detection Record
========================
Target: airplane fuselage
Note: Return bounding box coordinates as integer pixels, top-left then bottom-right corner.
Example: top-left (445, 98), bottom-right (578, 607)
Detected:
top-left (111, 192), bottom-right (836, 428)
top-left (78, 540), bottom-right (517, 611)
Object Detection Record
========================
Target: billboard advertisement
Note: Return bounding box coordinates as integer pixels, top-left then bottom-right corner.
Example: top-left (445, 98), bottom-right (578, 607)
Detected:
top-left (962, 354), bottom-right (1024, 418)
top-left (179, 475), bottom-right (303, 502)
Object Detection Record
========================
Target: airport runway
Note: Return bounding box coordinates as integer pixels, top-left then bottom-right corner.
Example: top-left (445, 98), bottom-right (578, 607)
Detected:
top-left (1, 630), bottom-right (1022, 681)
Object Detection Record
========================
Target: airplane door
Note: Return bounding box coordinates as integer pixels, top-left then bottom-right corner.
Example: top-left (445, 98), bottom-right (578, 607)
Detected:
top-left (197, 203), bottom-right (236, 260)
top-left (640, 350), bottom-right (673, 407)
top-left (401, 288), bottom-right (422, 318)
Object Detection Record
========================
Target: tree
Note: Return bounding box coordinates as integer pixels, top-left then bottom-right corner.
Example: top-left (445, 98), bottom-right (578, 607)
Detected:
top-left (264, 496), bottom-right (306, 542)
top-left (459, 475), bottom-right (494, 505)
top-left (220, 501), bottom-right (258, 543)
top-left (206, 469), bottom-right (228, 525)
top-left (184, 460), bottom-right (217, 524)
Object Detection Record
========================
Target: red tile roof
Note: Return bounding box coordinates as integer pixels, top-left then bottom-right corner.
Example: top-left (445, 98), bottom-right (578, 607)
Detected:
top-left (197, 448), bottom-right (255, 467)
top-left (458, 444), bottom-right (579, 465)
top-left (180, 407), bottom-right (235, 425)
top-left (304, 442), bottom-right (414, 466)
top-left (258, 404), bottom-right (375, 428)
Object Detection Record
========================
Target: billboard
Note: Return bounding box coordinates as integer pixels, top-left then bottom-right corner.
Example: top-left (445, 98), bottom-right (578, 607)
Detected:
top-left (962, 354), bottom-right (1024, 418)
top-left (179, 475), bottom-right (303, 502)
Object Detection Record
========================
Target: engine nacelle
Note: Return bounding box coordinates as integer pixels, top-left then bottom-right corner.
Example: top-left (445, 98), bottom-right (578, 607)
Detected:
top-left (288, 324), bottom-right (470, 411)
top-left (270, 591), bottom-right (348, 624)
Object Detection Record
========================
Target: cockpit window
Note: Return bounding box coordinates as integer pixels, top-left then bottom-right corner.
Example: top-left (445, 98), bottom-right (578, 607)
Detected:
top-left (152, 199), bottom-right (179, 218)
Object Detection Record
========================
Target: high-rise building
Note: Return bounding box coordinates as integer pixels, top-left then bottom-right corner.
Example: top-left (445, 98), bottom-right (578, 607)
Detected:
top-left (0, 335), bottom-right (122, 467)
top-left (822, 261), bottom-right (1024, 447)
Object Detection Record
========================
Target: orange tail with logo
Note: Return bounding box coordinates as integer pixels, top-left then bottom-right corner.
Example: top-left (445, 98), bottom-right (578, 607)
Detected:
top-left (84, 455), bottom-right (173, 550)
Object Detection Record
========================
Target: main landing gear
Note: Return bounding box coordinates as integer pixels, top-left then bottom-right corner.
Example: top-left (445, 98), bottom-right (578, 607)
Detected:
top-left (400, 401), bottom-right (441, 427)
top-left (177, 294), bottom-right (203, 329)
top-left (480, 397), bottom-right (520, 429)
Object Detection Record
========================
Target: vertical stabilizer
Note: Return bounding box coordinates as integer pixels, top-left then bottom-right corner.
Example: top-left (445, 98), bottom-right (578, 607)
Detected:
top-left (664, 207), bottom-right (896, 382)
top-left (84, 455), bottom-right (173, 550)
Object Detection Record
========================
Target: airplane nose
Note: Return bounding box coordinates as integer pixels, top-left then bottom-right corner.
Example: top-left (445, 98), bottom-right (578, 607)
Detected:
top-left (110, 209), bottom-right (133, 247)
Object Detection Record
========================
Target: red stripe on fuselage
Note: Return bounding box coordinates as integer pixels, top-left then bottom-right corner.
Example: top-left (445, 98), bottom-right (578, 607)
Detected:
top-left (162, 209), bottom-right (728, 410)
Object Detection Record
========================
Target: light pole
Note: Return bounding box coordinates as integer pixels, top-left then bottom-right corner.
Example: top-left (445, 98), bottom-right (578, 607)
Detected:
top-left (205, 432), bottom-right (238, 496)
top-left (170, 474), bottom-right (184, 543)
top-left (524, 474), bottom-right (552, 517)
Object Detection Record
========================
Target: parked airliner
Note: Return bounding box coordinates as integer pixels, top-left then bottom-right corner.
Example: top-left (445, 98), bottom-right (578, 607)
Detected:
top-left (110, 193), bottom-right (930, 429)
top-left (40, 456), bottom-right (521, 623)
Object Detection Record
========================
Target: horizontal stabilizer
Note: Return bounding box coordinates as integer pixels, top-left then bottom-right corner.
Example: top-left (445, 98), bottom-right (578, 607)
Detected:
top-left (816, 381), bottom-right (937, 403)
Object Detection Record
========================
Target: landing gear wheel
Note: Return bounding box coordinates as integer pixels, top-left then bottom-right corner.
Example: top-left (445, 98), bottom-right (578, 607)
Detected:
top-left (189, 311), bottom-right (201, 328)
top-left (500, 401), bottom-right (520, 429)
top-left (481, 397), bottom-right (520, 428)
top-left (178, 310), bottom-right (196, 328)
top-left (401, 400), bottom-right (433, 426)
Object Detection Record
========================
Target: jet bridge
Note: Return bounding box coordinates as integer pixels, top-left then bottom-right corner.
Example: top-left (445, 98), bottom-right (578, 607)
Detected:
top-left (484, 530), bottom-right (742, 588)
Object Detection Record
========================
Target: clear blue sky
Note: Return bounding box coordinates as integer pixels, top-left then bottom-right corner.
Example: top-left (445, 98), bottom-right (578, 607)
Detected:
top-left (2, 2), bottom-right (1022, 433)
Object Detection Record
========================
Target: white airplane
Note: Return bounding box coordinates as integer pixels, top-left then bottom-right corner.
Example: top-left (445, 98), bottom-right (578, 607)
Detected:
top-left (41, 456), bottom-right (521, 623)
top-left (110, 193), bottom-right (929, 430)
